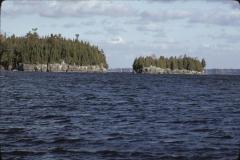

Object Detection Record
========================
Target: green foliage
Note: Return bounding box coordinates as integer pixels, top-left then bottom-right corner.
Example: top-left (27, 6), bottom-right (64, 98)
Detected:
top-left (0, 31), bottom-right (108, 70)
top-left (133, 55), bottom-right (206, 73)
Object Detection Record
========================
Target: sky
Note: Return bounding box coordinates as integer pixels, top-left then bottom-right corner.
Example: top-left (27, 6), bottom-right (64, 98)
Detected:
top-left (1, 0), bottom-right (240, 69)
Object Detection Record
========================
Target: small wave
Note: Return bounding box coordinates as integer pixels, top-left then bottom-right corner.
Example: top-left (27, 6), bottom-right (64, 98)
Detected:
top-left (183, 119), bottom-right (208, 124)
top-left (85, 95), bottom-right (97, 100)
top-left (3, 150), bottom-right (44, 156)
top-left (170, 120), bottom-right (183, 124)
top-left (106, 136), bottom-right (124, 141)
top-left (159, 155), bottom-right (186, 160)
top-left (192, 128), bottom-right (213, 132)
top-left (0, 128), bottom-right (25, 134)
top-left (50, 147), bottom-right (70, 154)
top-left (51, 137), bottom-right (83, 144)
top-left (40, 114), bottom-right (63, 119)
top-left (29, 105), bottom-right (67, 109)
top-left (13, 138), bottom-right (49, 146)
top-left (162, 139), bottom-right (185, 143)
top-left (96, 150), bottom-right (120, 156)
top-left (206, 131), bottom-right (233, 139)
top-left (50, 148), bottom-right (90, 154)
top-left (206, 135), bottom-right (233, 139)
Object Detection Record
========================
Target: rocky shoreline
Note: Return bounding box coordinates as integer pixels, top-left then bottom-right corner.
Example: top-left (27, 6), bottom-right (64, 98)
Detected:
top-left (0, 61), bottom-right (107, 73)
top-left (140, 66), bottom-right (203, 75)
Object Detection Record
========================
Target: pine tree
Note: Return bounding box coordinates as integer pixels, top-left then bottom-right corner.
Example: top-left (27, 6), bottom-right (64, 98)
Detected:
top-left (132, 55), bottom-right (205, 73)
top-left (0, 31), bottom-right (108, 70)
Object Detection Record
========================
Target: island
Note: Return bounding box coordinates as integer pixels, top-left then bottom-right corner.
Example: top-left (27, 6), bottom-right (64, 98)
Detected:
top-left (0, 30), bottom-right (108, 72)
top-left (133, 55), bottom-right (206, 74)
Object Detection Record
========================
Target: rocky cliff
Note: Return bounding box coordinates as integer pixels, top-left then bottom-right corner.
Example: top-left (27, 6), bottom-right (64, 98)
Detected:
top-left (140, 66), bottom-right (203, 75)
top-left (0, 61), bottom-right (107, 72)
top-left (23, 62), bottom-right (107, 72)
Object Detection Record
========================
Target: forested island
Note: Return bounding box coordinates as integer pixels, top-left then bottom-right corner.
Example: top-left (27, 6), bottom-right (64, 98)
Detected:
top-left (133, 55), bottom-right (206, 74)
top-left (0, 30), bottom-right (108, 72)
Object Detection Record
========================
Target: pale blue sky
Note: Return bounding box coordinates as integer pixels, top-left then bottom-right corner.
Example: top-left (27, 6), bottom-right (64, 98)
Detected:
top-left (2, 0), bottom-right (240, 68)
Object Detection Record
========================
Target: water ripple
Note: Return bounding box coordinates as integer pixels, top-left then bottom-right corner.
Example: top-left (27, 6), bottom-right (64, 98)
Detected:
top-left (0, 72), bottom-right (240, 160)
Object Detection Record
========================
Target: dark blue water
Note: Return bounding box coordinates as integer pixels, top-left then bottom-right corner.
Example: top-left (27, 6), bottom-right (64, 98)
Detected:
top-left (0, 72), bottom-right (240, 160)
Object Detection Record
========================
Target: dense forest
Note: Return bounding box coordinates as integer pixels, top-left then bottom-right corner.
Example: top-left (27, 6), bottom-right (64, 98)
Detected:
top-left (133, 55), bottom-right (206, 73)
top-left (0, 30), bottom-right (108, 70)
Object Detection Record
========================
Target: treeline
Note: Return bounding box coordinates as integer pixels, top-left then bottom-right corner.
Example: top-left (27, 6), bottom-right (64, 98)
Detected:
top-left (0, 30), bottom-right (108, 70)
top-left (133, 55), bottom-right (206, 73)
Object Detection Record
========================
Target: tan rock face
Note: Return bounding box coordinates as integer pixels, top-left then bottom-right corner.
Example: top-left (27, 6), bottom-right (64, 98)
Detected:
top-left (23, 61), bottom-right (107, 73)
top-left (142, 66), bottom-right (203, 75)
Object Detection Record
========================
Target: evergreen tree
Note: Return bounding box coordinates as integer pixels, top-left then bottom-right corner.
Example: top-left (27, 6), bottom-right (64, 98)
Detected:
top-left (0, 31), bottom-right (108, 70)
top-left (133, 54), bottom-right (206, 73)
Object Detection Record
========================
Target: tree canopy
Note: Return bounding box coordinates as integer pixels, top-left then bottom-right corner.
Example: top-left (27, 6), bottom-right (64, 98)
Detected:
top-left (133, 55), bottom-right (206, 73)
top-left (0, 30), bottom-right (108, 70)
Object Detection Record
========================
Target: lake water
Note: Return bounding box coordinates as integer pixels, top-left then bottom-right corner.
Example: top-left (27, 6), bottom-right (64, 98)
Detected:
top-left (0, 72), bottom-right (240, 160)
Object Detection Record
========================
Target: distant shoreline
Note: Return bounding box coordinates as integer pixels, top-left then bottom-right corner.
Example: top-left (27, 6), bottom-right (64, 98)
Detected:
top-left (107, 68), bottom-right (240, 75)
top-left (1, 67), bottom-right (240, 75)
top-left (205, 69), bottom-right (240, 75)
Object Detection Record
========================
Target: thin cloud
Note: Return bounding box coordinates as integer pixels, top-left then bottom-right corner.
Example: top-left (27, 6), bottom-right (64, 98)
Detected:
top-left (136, 24), bottom-right (166, 36)
top-left (3, 0), bottom-right (138, 18)
top-left (209, 33), bottom-right (240, 43)
top-left (109, 36), bottom-right (125, 44)
top-left (188, 11), bottom-right (240, 26)
top-left (140, 10), bottom-right (192, 22)
top-left (84, 31), bottom-right (103, 35)
top-left (104, 26), bottom-right (126, 35)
